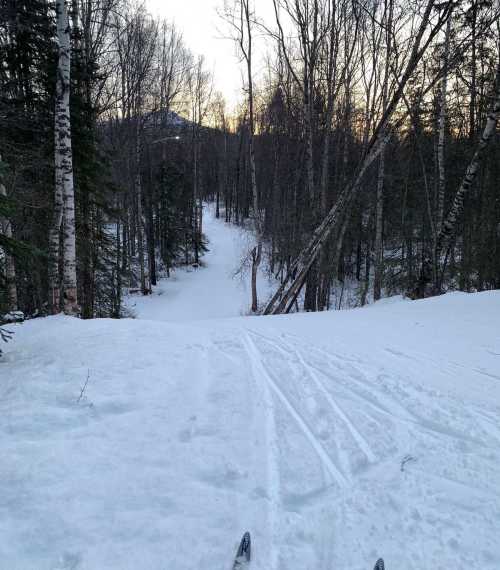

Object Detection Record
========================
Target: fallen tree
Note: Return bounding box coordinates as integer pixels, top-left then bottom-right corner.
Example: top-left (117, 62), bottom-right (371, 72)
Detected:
top-left (264, 0), bottom-right (453, 314)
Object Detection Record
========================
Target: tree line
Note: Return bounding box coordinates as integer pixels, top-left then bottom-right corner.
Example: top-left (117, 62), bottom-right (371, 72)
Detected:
top-left (219, 0), bottom-right (500, 313)
top-left (1, 0), bottom-right (499, 346)
top-left (0, 0), bottom-right (218, 333)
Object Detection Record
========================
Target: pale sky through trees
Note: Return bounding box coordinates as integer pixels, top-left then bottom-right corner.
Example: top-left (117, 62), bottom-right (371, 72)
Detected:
top-left (146, 0), bottom-right (277, 110)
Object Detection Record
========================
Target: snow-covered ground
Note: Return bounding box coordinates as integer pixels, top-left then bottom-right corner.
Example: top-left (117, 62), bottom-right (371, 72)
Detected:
top-left (126, 205), bottom-right (275, 321)
top-left (1, 208), bottom-right (500, 570)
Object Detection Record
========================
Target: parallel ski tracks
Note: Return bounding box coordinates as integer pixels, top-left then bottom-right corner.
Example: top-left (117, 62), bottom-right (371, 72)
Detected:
top-left (239, 327), bottom-right (500, 569)
top-left (242, 332), bottom-right (345, 570)
top-left (243, 333), bottom-right (349, 489)
top-left (252, 329), bottom-right (500, 449)
top-left (240, 334), bottom-right (281, 570)
top-left (249, 329), bottom-right (377, 465)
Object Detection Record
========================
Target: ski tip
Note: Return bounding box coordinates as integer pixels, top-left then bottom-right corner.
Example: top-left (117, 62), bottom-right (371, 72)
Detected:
top-left (233, 532), bottom-right (251, 568)
top-left (374, 558), bottom-right (385, 570)
top-left (238, 531), bottom-right (251, 559)
top-left (241, 531), bottom-right (251, 555)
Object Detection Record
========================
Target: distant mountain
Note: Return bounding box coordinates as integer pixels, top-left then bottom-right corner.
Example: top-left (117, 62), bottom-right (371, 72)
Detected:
top-left (144, 109), bottom-right (191, 130)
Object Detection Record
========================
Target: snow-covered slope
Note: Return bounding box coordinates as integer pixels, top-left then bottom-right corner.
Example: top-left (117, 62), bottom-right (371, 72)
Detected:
top-left (1, 210), bottom-right (499, 570)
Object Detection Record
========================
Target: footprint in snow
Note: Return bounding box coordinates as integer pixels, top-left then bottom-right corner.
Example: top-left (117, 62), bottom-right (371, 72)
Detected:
top-left (197, 464), bottom-right (248, 489)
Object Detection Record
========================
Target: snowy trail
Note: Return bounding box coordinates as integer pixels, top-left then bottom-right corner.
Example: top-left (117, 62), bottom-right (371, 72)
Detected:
top-left (1, 207), bottom-right (500, 569)
top-left (127, 205), bottom-right (274, 322)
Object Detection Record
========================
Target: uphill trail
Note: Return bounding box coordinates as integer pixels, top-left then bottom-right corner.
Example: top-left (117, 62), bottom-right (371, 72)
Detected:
top-left (2, 206), bottom-right (500, 569)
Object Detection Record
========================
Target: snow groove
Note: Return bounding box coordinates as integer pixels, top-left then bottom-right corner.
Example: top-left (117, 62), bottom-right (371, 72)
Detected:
top-left (250, 329), bottom-right (377, 465)
top-left (240, 333), bottom-right (281, 570)
top-left (242, 333), bottom-right (349, 489)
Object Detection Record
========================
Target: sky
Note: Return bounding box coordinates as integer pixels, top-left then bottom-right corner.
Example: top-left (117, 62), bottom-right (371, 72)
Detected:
top-left (146, 0), bottom-right (277, 111)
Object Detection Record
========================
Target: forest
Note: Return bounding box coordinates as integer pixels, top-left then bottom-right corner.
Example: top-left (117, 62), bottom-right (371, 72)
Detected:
top-left (2, 2), bottom-right (500, 568)
top-left (1, 0), bottom-right (499, 331)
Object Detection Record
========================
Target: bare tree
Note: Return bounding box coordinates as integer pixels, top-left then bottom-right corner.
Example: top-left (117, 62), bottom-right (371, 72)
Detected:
top-left (373, 0), bottom-right (394, 302)
top-left (264, 0), bottom-right (452, 314)
top-left (188, 56), bottom-right (212, 266)
top-left (114, 9), bottom-right (158, 295)
top-left (224, 0), bottom-right (263, 311)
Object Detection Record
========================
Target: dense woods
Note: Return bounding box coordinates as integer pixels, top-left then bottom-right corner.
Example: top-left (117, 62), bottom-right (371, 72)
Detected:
top-left (1, 0), bottom-right (499, 338)
top-left (224, 0), bottom-right (500, 313)
top-left (0, 0), bottom-right (215, 326)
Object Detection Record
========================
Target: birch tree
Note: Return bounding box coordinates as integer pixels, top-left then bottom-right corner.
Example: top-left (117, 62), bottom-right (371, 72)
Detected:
top-left (0, 155), bottom-right (17, 312)
top-left (264, 0), bottom-right (452, 314)
top-left (50, 0), bottom-right (78, 315)
top-left (435, 9), bottom-right (452, 236)
top-left (430, 61), bottom-right (500, 292)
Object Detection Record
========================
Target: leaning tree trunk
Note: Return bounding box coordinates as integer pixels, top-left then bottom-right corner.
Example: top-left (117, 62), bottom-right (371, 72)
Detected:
top-left (263, 0), bottom-right (448, 315)
top-left (435, 64), bottom-right (500, 277)
top-left (413, 62), bottom-right (500, 297)
top-left (54, 0), bottom-right (78, 315)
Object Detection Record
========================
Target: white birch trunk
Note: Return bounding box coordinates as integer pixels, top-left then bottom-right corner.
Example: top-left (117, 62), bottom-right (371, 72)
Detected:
top-left (436, 13), bottom-right (452, 236)
top-left (0, 163), bottom-right (18, 311)
top-left (55, 0), bottom-right (78, 315)
top-left (373, 149), bottom-right (386, 301)
top-left (436, 64), bottom-right (500, 258)
top-left (135, 118), bottom-right (149, 294)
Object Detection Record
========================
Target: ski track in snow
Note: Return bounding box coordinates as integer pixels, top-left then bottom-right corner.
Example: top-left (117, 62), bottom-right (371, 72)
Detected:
top-left (241, 327), bottom-right (500, 569)
top-left (240, 334), bottom-right (281, 570)
top-left (248, 329), bottom-right (377, 465)
top-left (2, 207), bottom-right (500, 569)
top-left (243, 333), bottom-right (349, 489)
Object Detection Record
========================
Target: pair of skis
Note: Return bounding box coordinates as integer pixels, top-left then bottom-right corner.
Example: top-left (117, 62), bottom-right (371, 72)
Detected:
top-left (232, 532), bottom-right (385, 570)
